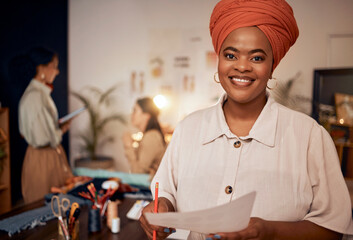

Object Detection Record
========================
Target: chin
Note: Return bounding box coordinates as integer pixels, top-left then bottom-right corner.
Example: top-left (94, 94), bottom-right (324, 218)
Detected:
top-left (226, 91), bottom-right (259, 105)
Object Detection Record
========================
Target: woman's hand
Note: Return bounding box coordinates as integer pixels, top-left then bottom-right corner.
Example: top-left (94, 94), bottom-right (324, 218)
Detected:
top-left (123, 131), bottom-right (133, 148)
top-left (139, 197), bottom-right (176, 240)
top-left (205, 218), bottom-right (342, 240)
top-left (60, 120), bottom-right (71, 134)
top-left (206, 217), bottom-right (273, 240)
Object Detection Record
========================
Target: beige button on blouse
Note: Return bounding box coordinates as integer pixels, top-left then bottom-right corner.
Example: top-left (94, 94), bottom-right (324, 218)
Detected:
top-left (152, 93), bottom-right (353, 239)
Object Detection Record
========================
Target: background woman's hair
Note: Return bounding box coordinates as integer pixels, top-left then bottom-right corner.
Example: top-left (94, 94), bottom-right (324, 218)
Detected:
top-left (8, 47), bottom-right (57, 86)
top-left (27, 47), bottom-right (57, 69)
top-left (137, 97), bottom-right (165, 144)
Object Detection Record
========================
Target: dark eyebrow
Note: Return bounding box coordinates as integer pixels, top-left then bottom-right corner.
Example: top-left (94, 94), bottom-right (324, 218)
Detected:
top-left (223, 47), bottom-right (268, 56)
top-left (223, 46), bottom-right (239, 53)
top-left (248, 48), bottom-right (267, 56)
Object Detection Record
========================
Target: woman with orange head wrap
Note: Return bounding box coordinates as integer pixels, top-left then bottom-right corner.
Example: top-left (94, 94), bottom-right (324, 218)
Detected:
top-left (139, 1), bottom-right (353, 239)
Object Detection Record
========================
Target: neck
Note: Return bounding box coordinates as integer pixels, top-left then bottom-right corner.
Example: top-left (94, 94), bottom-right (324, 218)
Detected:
top-left (33, 77), bottom-right (53, 91)
top-left (224, 97), bottom-right (266, 119)
top-left (139, 120), bottom-right (148, 133)
top-left (33, 76), bottom-right (45, 84)
top-left (223, 94), bottom-right (267, 136)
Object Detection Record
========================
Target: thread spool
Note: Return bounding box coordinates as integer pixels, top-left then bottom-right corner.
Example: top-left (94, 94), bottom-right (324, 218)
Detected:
top-left (88, 208), bottom-right (102, 232)
top-left (106, 200), bottom-right (118, 229)
top-left (111, 217), bottom-right (120, 233)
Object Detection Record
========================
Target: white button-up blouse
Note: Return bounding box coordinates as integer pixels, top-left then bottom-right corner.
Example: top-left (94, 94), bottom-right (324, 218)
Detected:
top-left (152, 93), bottom-right (353, 239)
top-left (19, 79), bottom-right (62, 148)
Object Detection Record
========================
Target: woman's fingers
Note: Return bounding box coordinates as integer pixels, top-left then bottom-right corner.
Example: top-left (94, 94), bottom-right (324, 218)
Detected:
top-left (139, 199), bottom-right (175, 239)
top-left (205, 218), bottom-right (266, 240)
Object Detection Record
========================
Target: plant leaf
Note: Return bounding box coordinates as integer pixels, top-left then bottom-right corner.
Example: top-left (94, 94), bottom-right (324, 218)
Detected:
top-left (99, 85), bottom-right (117, 105)
top-left (96, 114), bottom-right (126, 132)
top-left (71, 91), bottom-right (90, 108)
top-left (98, 136), bottom-right (115, 148)
top-left (87, 86), bottom-right (103, 97)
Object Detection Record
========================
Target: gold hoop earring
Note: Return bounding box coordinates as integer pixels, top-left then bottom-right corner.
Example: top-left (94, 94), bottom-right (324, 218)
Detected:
top-left (214, 72), bottom-right (220, 83)
top-left (266, 77), bottom-right (277, 90)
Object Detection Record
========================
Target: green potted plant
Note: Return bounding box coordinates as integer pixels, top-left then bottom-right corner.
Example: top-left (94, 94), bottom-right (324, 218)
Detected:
top-left (72, 85), bottom-right (126, 166)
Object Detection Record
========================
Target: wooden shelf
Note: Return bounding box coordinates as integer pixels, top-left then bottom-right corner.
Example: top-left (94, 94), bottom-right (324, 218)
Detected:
top-left (0, 108), bottom-right (11, 214)
top-left (0, 184), bottom-right (8, 191)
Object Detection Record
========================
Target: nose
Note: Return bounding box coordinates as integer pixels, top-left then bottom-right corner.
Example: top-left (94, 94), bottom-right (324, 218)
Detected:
top-left (234, 58), bottom-right (251, 73)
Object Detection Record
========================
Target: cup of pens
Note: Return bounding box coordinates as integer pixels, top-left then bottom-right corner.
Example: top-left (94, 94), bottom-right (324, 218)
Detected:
top-left (51, 195), bottom-right (81, 240)
top-left (58, 220), bottom-right (79, 240)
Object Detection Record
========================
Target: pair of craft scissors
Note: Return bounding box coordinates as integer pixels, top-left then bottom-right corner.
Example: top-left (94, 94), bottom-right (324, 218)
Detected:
top-left (51, 195), bottom-right (71, 240)
top-left (51, 195), bottom-right (71, 218)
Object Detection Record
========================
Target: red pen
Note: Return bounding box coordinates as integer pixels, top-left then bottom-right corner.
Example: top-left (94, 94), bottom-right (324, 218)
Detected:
top-left (153, 182), bottom-right (159, 240)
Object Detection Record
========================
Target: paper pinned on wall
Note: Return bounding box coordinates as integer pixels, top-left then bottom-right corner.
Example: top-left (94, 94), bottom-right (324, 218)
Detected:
top-left (145, 191), bottom-right (256, 234)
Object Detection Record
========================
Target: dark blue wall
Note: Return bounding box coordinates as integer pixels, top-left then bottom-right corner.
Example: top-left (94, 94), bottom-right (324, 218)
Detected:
top-left (0, 1), bottom-right (69, 205)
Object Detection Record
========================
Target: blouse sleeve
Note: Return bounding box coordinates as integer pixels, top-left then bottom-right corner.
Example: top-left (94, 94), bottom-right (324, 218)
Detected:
top-left (304, 124), bottom-right (353, 235)
top-left (19, 90), bottom-right (62, 148)
top-left (151, 126), bottom-right (181, 210)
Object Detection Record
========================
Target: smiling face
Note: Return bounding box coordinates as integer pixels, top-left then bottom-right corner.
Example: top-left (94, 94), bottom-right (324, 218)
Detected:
top-left (218, 27), bottom-right (273, 105)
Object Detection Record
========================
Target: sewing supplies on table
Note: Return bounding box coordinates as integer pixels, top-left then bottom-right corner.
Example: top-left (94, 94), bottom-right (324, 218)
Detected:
top-left (78, 181), bottom-right (119, 232)
top-left (51, 196), bottom-right (80, 240)
top-left (106, 200), bottom-right (120, 229)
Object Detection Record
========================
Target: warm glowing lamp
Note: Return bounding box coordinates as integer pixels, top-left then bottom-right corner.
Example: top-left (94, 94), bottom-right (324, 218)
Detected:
top-left (153, 94), bottom-right (168, 109)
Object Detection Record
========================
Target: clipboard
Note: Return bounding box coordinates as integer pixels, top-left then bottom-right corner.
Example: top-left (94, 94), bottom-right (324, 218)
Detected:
top-left (59, 107), bottom-right (86, 125)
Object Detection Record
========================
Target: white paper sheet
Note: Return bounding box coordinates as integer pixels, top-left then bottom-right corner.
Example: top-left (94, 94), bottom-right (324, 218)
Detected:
top-left (166, 229), bottom-right (190, 239)
top-left (58, 106), bottom-right (86, 124)
top-left (145, 191), bottom-right (256, 234)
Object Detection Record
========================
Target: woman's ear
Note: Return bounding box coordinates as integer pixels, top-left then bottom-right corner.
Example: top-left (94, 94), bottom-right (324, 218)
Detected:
top-left (36, 65), bottom-right (42, 74)
top-left (269, 71), bottom-right (273, 79)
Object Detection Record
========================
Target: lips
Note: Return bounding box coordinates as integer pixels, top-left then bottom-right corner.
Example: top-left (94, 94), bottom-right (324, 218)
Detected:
top-left (229, 76), bottom-right (255, 86)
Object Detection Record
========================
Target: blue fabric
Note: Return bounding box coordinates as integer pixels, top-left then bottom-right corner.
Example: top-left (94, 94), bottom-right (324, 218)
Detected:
top-left (73, 167), bottom-right (151, 188)
top-left (0, 194), bottom-right (90, 237)
top-left (67, 177), bottom-right (152, 201)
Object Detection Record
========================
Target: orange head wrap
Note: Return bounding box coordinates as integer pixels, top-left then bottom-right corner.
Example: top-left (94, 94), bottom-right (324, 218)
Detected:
top-left (209, 0), bottom-right (299, 70)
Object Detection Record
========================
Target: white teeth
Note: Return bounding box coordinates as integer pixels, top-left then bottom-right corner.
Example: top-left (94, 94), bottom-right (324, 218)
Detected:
top-left (231, 78), bottom-right (251, 82)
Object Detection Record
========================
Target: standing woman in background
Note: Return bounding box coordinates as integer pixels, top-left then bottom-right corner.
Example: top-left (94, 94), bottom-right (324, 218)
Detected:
top-left (18, 47), bottom-right (73, 203)
top-left (123, 97), bottom-right (166, 179)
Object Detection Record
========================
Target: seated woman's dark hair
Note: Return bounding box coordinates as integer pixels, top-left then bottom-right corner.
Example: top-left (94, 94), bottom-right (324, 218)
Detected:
top-left (137, 97), bottom-right (165, 144)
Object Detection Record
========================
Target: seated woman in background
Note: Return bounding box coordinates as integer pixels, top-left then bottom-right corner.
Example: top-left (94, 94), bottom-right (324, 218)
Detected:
top-left (123, 97), bottom-right (166, 179)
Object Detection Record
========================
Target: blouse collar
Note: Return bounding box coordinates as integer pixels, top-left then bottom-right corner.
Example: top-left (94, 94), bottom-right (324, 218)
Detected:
top-left (29, 79), bottom-right (52, 95)
top-left (202, 92), bottom-right (278, 147)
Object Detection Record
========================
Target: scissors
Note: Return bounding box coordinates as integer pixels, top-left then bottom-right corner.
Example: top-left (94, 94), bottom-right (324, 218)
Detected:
top-left (51, 195), bottom-right (71, 219)
top-left (51, 195), bottom-right (71, 240)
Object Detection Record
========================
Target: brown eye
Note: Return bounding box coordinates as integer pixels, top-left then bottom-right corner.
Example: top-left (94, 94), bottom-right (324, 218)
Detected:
top-left (225, 53), bottom-right (235, 60)
top-left (252, 56), bottom-right (264, 62)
